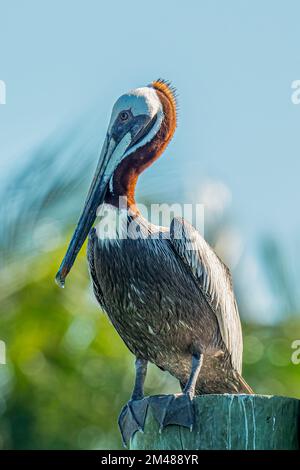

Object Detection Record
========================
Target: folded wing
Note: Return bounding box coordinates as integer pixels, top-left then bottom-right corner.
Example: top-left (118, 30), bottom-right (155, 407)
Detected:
top-left (170, 217), bottom-right (243, 373)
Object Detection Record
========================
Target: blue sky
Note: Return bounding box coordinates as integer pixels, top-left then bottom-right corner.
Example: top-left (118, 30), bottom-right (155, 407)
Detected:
top-left (1, 0), bottom-right (300, 320)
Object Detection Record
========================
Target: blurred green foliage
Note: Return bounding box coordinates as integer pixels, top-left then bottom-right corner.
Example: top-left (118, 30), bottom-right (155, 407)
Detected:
top-left (0, 244), bottom-right (181, 449)
top-left (0, 240), bottom-right (299, 449)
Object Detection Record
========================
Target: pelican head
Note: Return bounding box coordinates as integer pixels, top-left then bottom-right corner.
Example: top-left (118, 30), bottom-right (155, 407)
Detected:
top-left (55, 79), bottom-right (177, 287)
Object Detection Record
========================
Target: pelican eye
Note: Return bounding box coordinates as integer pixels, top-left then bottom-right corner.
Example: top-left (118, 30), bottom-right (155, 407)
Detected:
top-left (120, 111), bottom-right (129, 121)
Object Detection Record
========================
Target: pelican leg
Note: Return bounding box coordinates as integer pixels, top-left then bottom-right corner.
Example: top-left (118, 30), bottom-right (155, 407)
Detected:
top-left (131, 357), bottom-right (148, 400)
top-left (118, 358), bottom-right (148, 447)
top-left (149, 352), bottom-right (203, 432)
top-left (183, 352), bottom-right (203, 398)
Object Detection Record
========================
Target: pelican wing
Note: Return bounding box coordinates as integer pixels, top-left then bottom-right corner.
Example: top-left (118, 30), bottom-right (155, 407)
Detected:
top-left (170, 217), bottom-right (243, 373)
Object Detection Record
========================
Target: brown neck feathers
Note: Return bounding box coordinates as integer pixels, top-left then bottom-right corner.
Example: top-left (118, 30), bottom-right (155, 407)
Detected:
top-left (106, 80), bottom-right (177, 210)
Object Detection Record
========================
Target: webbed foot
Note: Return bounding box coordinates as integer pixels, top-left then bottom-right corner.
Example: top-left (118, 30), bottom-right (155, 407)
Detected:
top-left (118, 398), bottom-right (149, 447)
top-left (149, 393), bottom-right (195, 432)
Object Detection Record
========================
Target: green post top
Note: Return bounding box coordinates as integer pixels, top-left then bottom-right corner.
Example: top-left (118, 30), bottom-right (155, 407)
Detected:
top-left (130, 394), bottom-right (300, 450)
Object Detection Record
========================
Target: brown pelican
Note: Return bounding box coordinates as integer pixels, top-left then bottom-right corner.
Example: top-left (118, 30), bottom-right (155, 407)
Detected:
top-left (56, 79), bottom-right (252, 445)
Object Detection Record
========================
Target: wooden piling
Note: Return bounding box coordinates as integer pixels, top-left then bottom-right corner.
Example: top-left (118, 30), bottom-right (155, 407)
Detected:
top-left (130, 394), bottom-right (300, 450)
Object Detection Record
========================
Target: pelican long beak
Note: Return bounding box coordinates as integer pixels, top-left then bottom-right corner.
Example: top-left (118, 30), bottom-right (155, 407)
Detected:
top-left (55, 132), bottom-right (129, 288)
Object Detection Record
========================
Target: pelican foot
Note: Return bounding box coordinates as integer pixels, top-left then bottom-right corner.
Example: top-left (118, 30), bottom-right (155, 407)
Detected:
top-left (118, 397), bottom-right (149, 447)
top-left (149, 394), bottom-right (195, 432)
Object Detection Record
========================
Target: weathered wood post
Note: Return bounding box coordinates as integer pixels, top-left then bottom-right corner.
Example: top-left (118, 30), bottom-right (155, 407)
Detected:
top-left (130, 394), bottom-right (300, 450)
